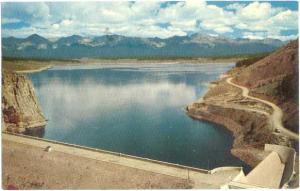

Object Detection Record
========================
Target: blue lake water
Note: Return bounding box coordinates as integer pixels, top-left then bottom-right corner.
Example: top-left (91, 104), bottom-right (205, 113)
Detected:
top-left (29, 63), bottom-right (251, 172)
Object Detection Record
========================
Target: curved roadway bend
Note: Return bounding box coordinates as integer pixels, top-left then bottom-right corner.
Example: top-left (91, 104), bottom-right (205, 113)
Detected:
top-left (226, 77), bottom-right (299, 140)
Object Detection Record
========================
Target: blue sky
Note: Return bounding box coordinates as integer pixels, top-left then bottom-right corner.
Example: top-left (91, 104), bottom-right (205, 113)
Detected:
top-left (1, 1), bottom-right (298, 40)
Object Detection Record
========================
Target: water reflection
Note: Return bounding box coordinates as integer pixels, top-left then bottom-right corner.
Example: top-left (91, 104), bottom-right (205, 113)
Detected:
top-left (29, 63), bottom-right (251, 171)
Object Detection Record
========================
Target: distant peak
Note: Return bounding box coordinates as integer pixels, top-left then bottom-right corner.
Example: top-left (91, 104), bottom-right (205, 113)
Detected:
top-left (25, 34), bottom-right (49, 43)
top-left (26, 34), bottom-right (46, 40)
top-left (69, 34), bottom-right (82, 38)
top-left (27, 33), bottom-right (42, 38)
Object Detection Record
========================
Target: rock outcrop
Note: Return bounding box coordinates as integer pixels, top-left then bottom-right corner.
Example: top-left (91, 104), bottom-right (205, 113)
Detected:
top-left (187, 39), bottom-right (298, 167)
top-left (2, 71), bottom-right (46, 133)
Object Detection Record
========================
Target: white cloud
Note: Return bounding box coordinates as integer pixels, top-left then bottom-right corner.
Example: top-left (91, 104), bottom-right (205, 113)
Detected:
top-left (2, 18), bottom-right (21, 24)
top-left (51, 23), bottom-right (59, 29)
top-left (269, 10), bottom-right (298, 29)
top-left (267, 34), bottom-right (298, 41)
top-left (215, 26), bottom-right (234, 33)
top-left (238, 2), bottom-right (272, 20)
top-left (170, 20), bottom-right (197, 31)
top-left (242, 31), bottom-right (297, 41)
top-left (60, 19), bottom-right (73, 26)
top-left (1, 1), bottom-right (298, 40)
top-left (225, 3), bottom-right (246, 11)
top-left (242, 31), bottom-right (267, 40)
top-left (113, 24), bottom-right (187, 39)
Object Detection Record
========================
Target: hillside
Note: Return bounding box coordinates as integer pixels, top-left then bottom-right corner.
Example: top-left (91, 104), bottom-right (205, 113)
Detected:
top-left (187, 39), bottom-right (299, 167)
top-left (2, 33), bottom-right (285, 59)
top-left (234, 40), bottom-right (299, 133)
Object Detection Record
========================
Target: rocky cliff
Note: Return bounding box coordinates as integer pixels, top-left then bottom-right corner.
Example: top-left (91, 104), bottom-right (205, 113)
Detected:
top-left (2, 71), bottom-right (46, 133)
top-left (187, 39), bottom-right (299, 167)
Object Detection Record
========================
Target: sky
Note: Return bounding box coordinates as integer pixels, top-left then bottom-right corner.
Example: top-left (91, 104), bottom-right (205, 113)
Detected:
top-left (1, 0), bottom-right (299, 40)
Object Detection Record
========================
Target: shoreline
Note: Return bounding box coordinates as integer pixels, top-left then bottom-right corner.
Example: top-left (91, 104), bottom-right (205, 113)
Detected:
top-left (4, 57), bottom-right (243, 64)
top-left (186, 106), bottom-right (267, 167)
top-left (15, 65), bottom-right (53, 74)
top-left (3, 59), bottom-right (238, 74)
top-left (185, 73), bottom-right (267, 168)
top-left (78, 57), bottom-right (242, 64)
top-left (186, 71), bottom-right (298, 167)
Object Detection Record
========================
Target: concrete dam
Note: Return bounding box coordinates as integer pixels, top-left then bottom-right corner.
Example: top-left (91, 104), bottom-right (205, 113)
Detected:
top-left (2, 132), bottom-right (297, 189)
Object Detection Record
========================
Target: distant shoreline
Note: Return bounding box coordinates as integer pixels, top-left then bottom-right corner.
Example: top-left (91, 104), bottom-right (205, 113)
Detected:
top-left (77, 57), bottom-right (242, 64)
top-left (4, 57), bottom-right (243, 63)
top-left (3, 58), bottom-right (238, 73)
top-left (15, 65), bottom-right (53, 74)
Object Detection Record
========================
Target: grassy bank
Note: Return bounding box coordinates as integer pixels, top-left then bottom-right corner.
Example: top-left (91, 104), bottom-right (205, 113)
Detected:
top-left (2, 60), bottom-right (75, 73)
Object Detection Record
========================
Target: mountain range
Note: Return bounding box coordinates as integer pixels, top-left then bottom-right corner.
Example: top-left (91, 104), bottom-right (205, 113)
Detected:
top-left (2, 33), bottom-right (286, 60)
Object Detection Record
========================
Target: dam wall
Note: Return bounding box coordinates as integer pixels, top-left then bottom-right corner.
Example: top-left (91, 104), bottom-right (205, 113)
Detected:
top-left (3, 132), bottom-right (246, 188)
top-left (4, 132), bottom-right (209, 174)
top-left (264, 144), bottom-right (297, 187)
top-left (228, 144), bottom-right (297, 188)
top-left (3, 132), bottom-right (297, 189)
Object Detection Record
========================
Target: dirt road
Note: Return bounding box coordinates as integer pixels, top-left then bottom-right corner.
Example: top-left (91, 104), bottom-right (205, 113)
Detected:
top-left (227, 77), bottom-right (298, 140)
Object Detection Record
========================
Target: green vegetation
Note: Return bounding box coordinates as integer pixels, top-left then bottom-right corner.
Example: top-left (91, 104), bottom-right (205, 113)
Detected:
top-left (2, 57), bottom-right (80, 72)
top-left (88, 52), bottom-right (272, 61)
top-left (2, 60), bottom-right (52, 72)
top-left (3, 56), bottom-right (79, 63)
top-left (3, 51), bottom-right (272, 62)
top-left (235, 53), bottom-right (270, 67)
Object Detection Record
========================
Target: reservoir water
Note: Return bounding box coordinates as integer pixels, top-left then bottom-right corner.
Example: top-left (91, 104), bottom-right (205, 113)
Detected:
top-left (29, 63), bottom-right (251, 172)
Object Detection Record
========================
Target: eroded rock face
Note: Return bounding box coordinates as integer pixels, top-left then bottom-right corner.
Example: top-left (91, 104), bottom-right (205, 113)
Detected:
top-left (2, 71), bottom-right (46, 133)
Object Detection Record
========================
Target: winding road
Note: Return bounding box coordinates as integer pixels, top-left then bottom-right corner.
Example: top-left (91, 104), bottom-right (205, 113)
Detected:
top-left (226, 77), bottom-right (299, 140)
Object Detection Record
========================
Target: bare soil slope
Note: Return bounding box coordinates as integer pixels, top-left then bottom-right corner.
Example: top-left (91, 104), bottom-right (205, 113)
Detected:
top-left (234, 40), bottom-right (299, 133)
top-left (187, 39), bottom-right (299, 167)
